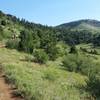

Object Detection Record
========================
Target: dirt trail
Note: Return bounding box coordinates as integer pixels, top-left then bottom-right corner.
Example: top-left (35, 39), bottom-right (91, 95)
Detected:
top-left (0, 42), bottom-right (6, 48)
top-left (0, 74), bottom-right (23, 100)
top-left (0, 44), bottom-right (6, 48)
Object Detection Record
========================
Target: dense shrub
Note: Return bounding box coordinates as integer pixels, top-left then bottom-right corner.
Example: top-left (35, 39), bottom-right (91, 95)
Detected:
top-left (62, 54), bottom-right (77, 72)
top-left (0, 26), bottom-right (12, 39)
top-left (93, 34), bottom-right (100, 47)
top-left (86, 63), bottom-right (100, 98)
top-left (80, 47), bottom-right (99, 55)
top-left (6, 39), bottom-right (19, 49)
top-left (69, 46), bottom-right (77, 54)
top-left (56, 42), bottom-right (67, 56)
top-left (62, 54), bottom-right (94, 75)
top-left (0, 35), bottom-right (3, 41)
top-left (47, 46), bottom-right (59, 61)
top-left (1, 20), bottom-right (6, 26)
top-left (90, 50), bottom-right (98, 55)
top-left (19, 30), bottom-right (35, 53)
top-left (0, 26), bottom-right (4, 40)
top-left (33, 49), bottom-right (49, 64)
top-left (80, 47), bottom-right (87, 52)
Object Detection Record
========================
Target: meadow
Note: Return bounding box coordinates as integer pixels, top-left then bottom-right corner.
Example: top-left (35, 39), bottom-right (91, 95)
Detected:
top-left (0, 48), bottom-right (91, 100)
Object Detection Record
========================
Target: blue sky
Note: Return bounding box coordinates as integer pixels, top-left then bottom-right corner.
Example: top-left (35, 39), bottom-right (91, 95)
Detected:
top-left (0, 0), bottom-right (100, 26)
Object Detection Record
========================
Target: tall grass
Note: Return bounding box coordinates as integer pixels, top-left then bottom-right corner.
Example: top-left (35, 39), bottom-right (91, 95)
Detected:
top-left (0, 48), bottom-right (91, 100)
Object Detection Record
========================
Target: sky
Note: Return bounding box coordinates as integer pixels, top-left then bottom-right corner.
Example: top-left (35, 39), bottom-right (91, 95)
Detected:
top-left (0, 0), bottom-right (100, 26)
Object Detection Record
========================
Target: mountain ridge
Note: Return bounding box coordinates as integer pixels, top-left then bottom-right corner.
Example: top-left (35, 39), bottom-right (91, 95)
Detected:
top-left (57, 19), bottom-right (100, 27)
top-left (56, 19), bottom-right (100, 33)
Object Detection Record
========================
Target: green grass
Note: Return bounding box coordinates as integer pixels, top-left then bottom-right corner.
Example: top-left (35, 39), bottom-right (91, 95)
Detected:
top-left (77, 43), bottom-right (100, 63)
top-left (0, 48), bottom-right (91, 100)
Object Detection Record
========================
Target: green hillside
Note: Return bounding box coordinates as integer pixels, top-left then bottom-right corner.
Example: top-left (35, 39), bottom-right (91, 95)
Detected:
top-left (0, 48), bottom-right (90, 100)
top-left (0, 11), bottom-right (100, 100)
top-left (57, 19), bottom-right (100, 33)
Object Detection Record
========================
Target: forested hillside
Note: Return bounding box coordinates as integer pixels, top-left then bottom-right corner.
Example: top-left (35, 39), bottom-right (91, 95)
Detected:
top-left (1, 10), bottom-right (100, 50)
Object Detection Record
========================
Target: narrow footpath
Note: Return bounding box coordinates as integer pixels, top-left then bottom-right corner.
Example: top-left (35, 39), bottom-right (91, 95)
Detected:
top-left (0, 74), bottom-right (23, 100)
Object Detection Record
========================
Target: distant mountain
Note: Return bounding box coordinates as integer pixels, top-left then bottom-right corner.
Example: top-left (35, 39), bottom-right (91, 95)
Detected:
top-left (56, 19), bottom-right (100, 33)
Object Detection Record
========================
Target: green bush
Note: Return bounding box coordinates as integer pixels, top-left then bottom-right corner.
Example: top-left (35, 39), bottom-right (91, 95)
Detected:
top-left (86, 64), bottom-right (100, 98)
top-left (0, 35), bottom-right (3, 41)
top-left (69, 46), bottom-right (77, 54)
top-left (1, 20), bottom-right (6, 26)
top-left (87, 73), bottom-right (100, 98)
top-left (62, 54), bottom-right (77, 72)
top-left (24, 55), bottom-right (34, 62)
top-left (33, 49), bottom-right (49, 64)
top-left (48, 46), bottom-right (59, 61)
top-left (0, 26), bottom-right (4, 40)
top-left (43, 71), bottom-right (57, 81)
top-left (62, 54), bottom-right (94, 75)
top-left (90, 49), bottom-right (98, 55)
top-left (56, 42), bottom-right (67, 56)
top-left (6, 39), bottom-right (19, 49)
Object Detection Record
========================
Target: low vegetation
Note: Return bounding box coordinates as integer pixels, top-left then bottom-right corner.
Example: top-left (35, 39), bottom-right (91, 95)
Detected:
top-left (0, 48), bottom-right (90, 100)
top-left (62, 53), bottom-right (95, 75)
top-left (33, 49), bottom-right (49, 64)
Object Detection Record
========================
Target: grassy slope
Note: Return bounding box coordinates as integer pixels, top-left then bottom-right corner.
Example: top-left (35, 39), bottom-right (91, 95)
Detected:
top-left (76, 43), bottom-right (100, 63)
top-left (0, 48), bottom-right (89, 100)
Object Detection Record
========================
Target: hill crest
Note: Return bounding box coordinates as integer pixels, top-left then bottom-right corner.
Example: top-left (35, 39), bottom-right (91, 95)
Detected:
top-left (56, 19), bottom-right (100, 32)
